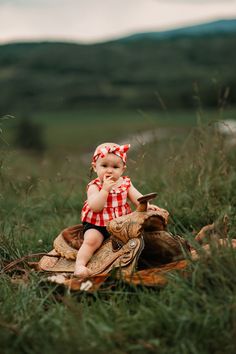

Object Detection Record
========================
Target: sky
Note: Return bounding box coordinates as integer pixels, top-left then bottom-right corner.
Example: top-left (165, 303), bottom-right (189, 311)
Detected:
top-left (0, 0), bottom-right (236, 44)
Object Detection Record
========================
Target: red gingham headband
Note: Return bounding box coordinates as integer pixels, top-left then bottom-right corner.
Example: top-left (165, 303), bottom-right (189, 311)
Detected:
top-left (92, 144), bottom-right (130, 165)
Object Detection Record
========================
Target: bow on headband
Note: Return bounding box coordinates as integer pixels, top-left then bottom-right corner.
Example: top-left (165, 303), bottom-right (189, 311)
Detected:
top-left (92, 144), bottom-right (130, 165)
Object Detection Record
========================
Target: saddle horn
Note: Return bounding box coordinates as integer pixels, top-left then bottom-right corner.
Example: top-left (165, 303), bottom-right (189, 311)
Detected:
top-left (137, 193), bottom-right (158, 212)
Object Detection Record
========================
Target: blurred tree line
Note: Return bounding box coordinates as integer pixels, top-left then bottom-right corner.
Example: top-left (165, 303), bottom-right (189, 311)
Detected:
top-left (0, 33), bottom-right (235, 113)
top-left (14, 116), bottom-right (45, 153)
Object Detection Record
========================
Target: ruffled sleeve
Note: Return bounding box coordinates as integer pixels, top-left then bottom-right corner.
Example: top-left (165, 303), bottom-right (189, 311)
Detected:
top-left (86, 178), bottom-right (102, 191)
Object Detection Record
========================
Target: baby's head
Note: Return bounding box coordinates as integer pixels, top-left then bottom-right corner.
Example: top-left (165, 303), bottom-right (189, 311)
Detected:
top-left (92, 142), bottom-right (130, 182)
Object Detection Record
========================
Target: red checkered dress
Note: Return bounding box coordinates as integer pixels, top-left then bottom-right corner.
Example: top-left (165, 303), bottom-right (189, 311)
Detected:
top-left (81, 176), bottom-right (132, 226)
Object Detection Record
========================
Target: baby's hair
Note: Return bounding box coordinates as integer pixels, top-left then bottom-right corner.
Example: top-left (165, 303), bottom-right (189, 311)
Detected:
top-left (88, 165), bottom-right (94, 180)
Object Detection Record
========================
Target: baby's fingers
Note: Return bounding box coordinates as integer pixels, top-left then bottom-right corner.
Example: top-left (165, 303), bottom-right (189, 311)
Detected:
top-left (148, 205), bottom-right (158, 211)
top-left (104, 175), bottom-right (114, 182)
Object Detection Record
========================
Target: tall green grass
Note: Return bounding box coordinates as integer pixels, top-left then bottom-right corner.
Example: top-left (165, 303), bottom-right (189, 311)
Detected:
top-left (1, 109), bottom-right (236, 353)
top-left (1, 249), bottom-right (236, 354)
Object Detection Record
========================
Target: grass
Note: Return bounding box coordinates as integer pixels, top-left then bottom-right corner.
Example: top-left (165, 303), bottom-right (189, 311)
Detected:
top-left (1, 251), bottom-right (236, 354)
top-left (1, 107), bottom-right (236, 353)
top-left (2, 107), bottom-right (236, 153)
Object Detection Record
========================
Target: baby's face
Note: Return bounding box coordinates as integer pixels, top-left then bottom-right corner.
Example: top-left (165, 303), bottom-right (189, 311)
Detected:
top-left (93, 153), bottom-right (126, 182)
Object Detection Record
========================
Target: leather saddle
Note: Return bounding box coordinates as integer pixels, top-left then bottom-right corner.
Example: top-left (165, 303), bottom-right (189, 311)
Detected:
top-left (39, 193), bottom-right (190, 276)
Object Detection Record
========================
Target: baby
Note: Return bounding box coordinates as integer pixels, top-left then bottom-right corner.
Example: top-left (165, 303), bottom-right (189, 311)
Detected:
top-left (74, 142), bottom-right (167, 277)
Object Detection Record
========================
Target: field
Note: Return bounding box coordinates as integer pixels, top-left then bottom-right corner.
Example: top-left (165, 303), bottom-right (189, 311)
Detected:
top-left (1, 107), bottom-right (236, 354)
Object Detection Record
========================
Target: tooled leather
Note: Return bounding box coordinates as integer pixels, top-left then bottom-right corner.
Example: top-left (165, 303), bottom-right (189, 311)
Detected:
top-left (87, 238), bottom-right (142, 276)
top-left (62, 224), bottom-right (84, 249)
top-left (107, 210), bottom-right (166, 244)
top-left (54, 234), bottom-right (78, 260)
top-left (39, 237), bottom-right (143, 274)
top-left (38, 249), bottom-right (76, 272)
top-left (54, 224), bottom-right (84, 259)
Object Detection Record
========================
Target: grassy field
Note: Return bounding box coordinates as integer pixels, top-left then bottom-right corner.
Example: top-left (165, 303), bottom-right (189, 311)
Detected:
top-left (2, 106), bottom-right (236, 153)
top-left (1, 107), bottom-right (236, 353)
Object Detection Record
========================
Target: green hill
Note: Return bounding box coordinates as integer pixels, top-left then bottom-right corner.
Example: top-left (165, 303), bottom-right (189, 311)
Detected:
top-left (118, 19), bottom-right (236, 42)
top-left (0, 31), bottom-right (235, 114)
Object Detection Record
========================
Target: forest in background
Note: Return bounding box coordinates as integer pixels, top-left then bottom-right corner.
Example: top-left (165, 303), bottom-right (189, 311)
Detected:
top-left (0, 32), bottom-right (235, 115)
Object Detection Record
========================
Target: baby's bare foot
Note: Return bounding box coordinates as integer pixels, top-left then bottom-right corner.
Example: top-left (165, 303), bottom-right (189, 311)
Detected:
top-left (74, 265), bottom-right (91, 278)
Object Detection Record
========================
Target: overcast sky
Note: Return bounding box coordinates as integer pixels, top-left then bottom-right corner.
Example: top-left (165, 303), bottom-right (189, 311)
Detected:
top-left (0, 0), bottom-right (236, 44)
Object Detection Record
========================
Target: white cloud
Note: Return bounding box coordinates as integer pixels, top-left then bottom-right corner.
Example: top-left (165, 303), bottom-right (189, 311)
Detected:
top-left (158, 0), bottom-right (235, 2)
top-left (0, 0), bottom-right (49, 4)
top-left (0, 0), bottom-right (236, 43)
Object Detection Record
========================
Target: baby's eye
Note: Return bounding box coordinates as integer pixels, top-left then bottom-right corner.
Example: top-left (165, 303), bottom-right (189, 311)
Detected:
top-left (102, 164), bottom-right (107, 168)
top-left (113, 166), bottom-right (119, 169)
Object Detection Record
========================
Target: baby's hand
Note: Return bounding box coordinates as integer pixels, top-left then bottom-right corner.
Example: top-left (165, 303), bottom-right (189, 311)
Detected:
top-left (102, 175), bottom-right (116, 192)
top-left (147, 204), bottom-right (160, 211)
top-left (148, 204), bottom-right (169, 219)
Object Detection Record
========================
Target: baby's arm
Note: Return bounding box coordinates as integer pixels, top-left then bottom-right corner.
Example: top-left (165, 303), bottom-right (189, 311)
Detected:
top-left (128, 183), bottom-right (157, 209)
top-left (128, 182), bottom-right (169, 217)
top-left (128, 183), bottom-right (143, 207)
top-left (87, 185), bottom-right (108, 212)
top-left (87, 176), bottom-right (116, 212)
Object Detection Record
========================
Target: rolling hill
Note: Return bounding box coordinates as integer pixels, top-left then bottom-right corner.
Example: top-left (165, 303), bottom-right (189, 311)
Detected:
top-left (116, 19), bottom-right (236, 42)
top-left (0, 19), bottom-right (235, 113)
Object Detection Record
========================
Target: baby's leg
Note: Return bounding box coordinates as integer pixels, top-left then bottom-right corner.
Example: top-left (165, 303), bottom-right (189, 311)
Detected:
top-left (74, 229), bottom-right (104, 277)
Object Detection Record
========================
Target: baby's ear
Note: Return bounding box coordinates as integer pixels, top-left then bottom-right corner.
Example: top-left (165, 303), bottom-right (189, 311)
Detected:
top-left (123, 164), bottom-right (127, 171)
top-left (92, 162), bottom-right (96, 172)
